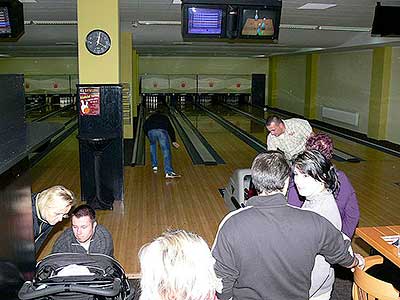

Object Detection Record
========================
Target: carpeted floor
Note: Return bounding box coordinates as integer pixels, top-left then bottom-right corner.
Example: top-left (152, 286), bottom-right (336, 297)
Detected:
top-left (331, 277), bottom-right (353, 300)
top-left (331, 266), bottom-right (354, 300)
top-left (128, 278), bottom-right (141, 300)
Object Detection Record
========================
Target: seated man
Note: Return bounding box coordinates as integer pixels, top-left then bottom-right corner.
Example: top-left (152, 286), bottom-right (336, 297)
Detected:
top-left (52, 204), bottom-right (113, 256)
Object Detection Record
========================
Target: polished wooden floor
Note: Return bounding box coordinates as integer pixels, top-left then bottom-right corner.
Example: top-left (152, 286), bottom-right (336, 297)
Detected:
top-left (35, 108), bottom-right (400, 275)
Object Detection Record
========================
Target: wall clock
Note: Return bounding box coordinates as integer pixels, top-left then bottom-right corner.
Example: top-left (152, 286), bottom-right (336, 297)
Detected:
top-left (85, 29), bottom-right (111, 55)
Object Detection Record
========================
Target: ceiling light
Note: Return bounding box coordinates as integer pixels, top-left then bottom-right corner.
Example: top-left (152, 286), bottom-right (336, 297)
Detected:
top-left (138, 20), bottom-right (181, 25)
top-left (253, 54), bottom-right (266, 58)
top-left (280, 24), bottom-right (319, 30)
top-left (172, 0), bottom-right (181, 4)
top-left (297, 3), bottom-right (336, 10)
top-left (24, 20), bottom-right (77, 25)
top-left (173, 41), bottom-right (193, 45)
top-left (279, 24), bottom-right (369, 32)
top-left (19, 0), bottom-right (37, 3)
top-left (0, 54), bottom-right (10, 57)
top-left (319, 25), bottom-right (370, 32)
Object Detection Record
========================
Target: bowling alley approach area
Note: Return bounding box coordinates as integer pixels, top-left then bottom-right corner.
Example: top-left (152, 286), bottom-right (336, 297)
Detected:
top-left (1, 0), bottom-right (400, 299)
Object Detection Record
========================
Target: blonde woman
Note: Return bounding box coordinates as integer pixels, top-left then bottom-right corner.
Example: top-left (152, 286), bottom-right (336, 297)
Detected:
top-left (32, 185), bottom-right (75, 252)
top-left (139, 229), bottom-right (222, 300)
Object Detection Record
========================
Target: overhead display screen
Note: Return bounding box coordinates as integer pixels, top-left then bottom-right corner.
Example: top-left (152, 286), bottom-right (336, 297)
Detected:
top-left (240, 9), bottom-right (275, 37)
top-left (0, 7), bottom-right (11, 34)
top-left (188, 7), bottom-right (223, 35)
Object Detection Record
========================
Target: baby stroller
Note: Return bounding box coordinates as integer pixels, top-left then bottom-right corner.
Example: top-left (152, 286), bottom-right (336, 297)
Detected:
top-left (18, 253), bottom-right (135, 300)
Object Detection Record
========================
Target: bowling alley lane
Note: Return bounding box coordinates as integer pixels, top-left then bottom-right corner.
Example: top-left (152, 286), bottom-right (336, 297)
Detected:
top-left (34, 97), bottom-right (400, 275)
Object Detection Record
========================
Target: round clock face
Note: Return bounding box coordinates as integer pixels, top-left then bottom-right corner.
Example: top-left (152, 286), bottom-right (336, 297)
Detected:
top-left (85, 30), bottom-right (111, 55)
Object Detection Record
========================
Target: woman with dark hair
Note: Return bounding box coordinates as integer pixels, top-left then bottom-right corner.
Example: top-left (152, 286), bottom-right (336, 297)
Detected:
top-left (293, 150), bottom-right (350, 300)
top-left (293, 150), bottom-right (341, 230)
top-left (288, 132), bottom-right (360, 238)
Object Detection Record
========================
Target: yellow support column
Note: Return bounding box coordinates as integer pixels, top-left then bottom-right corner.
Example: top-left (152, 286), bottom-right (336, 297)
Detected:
top-left (132, 50), bottom-right (140, 118)
top-left (304, 54), bottom-right (319, 119)
top-left (368, 47), bottom-right (392, 140)
top-left (268, 56), bottom-right (278, 107)
top-left (77, 0), bottom-right (120, 84)
top-left (121, 32), bottom-right (133, 139)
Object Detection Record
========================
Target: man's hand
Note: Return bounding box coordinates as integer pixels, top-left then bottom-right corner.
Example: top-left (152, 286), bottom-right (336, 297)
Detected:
top-left (172, 142), bottom-right (180, 149)
top-left (351, 253), bottom-right (365, 272)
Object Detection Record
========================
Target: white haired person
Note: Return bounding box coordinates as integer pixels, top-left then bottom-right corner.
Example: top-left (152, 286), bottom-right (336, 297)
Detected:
top-left (32, 185), bottom-right (76, 253)
top-left (139, 229), bottom-right (222, 300)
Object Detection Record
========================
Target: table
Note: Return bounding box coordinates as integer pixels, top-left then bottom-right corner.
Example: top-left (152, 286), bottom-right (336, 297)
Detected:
top-left (356, 225), bottom-right (400, 268)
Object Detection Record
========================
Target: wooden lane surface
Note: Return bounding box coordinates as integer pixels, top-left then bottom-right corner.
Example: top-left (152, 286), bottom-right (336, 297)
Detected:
top-left (356, 226), bottom-right (400, 267)
top-left (34, 112), bottom-right (258, 275)
top-left (32, 107), bottom-right (400, 274)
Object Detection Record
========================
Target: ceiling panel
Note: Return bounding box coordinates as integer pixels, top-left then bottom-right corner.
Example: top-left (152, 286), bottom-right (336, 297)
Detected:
top-left (0, 0), bottom-right (399, 58)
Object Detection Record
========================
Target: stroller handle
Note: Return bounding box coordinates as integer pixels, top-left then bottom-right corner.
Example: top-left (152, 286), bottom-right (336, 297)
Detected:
top-left (18, 278), bottom-right (122, 299)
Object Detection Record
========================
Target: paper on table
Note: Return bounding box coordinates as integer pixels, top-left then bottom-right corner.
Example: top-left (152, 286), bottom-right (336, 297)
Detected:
top-left (381, 235), bottom-right (400, 246)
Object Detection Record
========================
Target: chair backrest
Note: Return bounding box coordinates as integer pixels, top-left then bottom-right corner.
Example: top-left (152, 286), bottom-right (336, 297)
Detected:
top-left (352, 255), bottom-right (400, 300)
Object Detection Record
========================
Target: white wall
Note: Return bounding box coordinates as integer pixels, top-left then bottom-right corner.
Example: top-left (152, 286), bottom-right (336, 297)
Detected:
top-left (387, 47), bottom-right (400, 144)
top-left (276, 55), bottom-right (306, 115)
top-left (0, 57), bottom-right (78, 75)
top-left (316, 50), bottom-right (373, 134)
top-left (139, 56), bottom-right (268, 75)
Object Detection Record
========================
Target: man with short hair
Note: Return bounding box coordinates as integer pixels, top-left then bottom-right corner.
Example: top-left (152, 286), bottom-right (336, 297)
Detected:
top-left (52, 204), bottom-right (114, 256)
top-left (212, 151), bottom-right (364, 300)
top-left (144, 107), bottom-right (181, 178)
top-left (266, 115), bottom-right (312, 160)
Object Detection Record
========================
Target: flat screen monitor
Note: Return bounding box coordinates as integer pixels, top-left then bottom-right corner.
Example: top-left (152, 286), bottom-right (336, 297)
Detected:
top-left (371, 3), bottom-right (400, 37)
top-left (0, 7), bottom-right (11, 34)
top-left (0, 0), bottom-right (24, 41)
top-left (188, 7), bottom-right (223, 34)
top-left (239, 8), bottom-right (280, 40)
top-left (182, 4), bottom-right (226, 38)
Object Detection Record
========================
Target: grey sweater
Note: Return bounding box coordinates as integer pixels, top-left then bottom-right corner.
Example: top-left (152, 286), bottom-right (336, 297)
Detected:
top-left (302, 190), bottom-right (344, 298)
top-left (212, 194), bottom-right (354, 300)
top-left (52, 224), bottom-right (114, 257)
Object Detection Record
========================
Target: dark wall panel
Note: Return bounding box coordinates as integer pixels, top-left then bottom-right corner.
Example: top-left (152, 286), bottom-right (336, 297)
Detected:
top-left (251, 74), bottom-right (266, 107)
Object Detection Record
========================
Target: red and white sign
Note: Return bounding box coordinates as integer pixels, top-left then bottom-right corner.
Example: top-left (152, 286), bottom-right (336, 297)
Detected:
top-left (79, 87), bottom-right (100, 116)
top-left (169, 76), bottom-right (196, 93)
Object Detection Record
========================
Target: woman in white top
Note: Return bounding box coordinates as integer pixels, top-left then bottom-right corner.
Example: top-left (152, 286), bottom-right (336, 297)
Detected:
top-left (293, 150), bottom-right (347, 300)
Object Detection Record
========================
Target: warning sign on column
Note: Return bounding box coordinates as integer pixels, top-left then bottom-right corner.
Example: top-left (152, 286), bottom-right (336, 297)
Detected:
top-left (79, 87), bottom-right (100, 116)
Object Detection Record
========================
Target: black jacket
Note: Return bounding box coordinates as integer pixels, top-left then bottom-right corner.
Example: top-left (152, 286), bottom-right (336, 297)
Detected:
top-left (32, 193), bottom-right (54, 253)
top-left (143, 112), bottom-right (176, 142)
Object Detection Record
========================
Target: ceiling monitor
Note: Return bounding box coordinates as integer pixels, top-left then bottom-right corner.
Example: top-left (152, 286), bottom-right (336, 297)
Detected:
top-left (182, 4), bottom-right (227, 39)
top-left (181, 0), bottom-right (282, 42)
top-left (371, 2), bottom-right (400, 37)
top-left (0, 0), bottom-right (24, 42)
top-left (238, 7), bottom-right (280, 40)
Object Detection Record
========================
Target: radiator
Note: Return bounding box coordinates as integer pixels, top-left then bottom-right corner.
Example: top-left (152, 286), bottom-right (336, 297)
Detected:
top-left (321, 106), bottom-right (359, 126)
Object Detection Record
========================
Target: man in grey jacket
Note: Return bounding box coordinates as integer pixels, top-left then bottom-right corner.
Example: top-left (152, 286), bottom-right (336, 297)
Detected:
top-left (212, 151), bottom-right (364, 300)
top-left (52, 204), bottom-right (113, 256)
